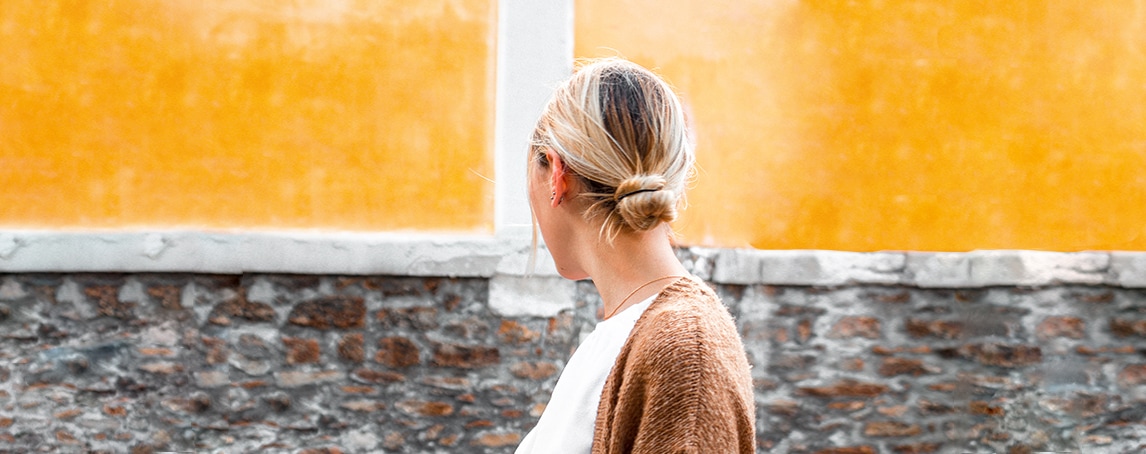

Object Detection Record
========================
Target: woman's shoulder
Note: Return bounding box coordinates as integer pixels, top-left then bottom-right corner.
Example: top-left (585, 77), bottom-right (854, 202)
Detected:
top-left (615, 275), bottom-right (755, 411)
top-left (629, 276), bottom-right (744, 354)
top-left (643, 277), bottom-right (731, 326)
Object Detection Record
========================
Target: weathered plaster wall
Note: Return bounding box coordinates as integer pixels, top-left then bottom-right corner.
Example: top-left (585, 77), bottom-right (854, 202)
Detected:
top-left (1, 250), bottom-right (1144, 453)
top-left (576, 0), bottom-right (1146, 251)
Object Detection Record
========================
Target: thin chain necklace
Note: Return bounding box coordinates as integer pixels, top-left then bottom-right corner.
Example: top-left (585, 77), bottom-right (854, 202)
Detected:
top-left (604, 275), bottom-right (685, 320)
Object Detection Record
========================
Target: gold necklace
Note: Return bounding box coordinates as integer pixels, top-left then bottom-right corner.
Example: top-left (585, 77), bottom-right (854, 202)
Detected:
top-left (604, 275), bottom-right (685, 320)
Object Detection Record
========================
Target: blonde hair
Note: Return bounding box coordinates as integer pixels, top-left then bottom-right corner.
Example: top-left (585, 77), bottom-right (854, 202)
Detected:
top-left (531, 58), bottom-right (695, 243)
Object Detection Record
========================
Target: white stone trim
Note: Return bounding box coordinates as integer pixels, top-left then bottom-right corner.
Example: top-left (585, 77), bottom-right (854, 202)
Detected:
top-left (709, 248), bottom-right (1146, 288)
top-left (3, 230), bottom-right (1144, 288)
top-left (0, 230), bottom-right (552, 277)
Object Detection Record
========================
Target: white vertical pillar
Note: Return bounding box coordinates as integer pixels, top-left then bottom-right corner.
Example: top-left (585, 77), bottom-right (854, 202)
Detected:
top-left (493, 0), bottom-right (574, 238)
top-left (488, 0), bottom-right (575, 313)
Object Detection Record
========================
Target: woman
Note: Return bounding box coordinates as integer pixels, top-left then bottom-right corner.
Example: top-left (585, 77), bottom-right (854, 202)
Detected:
top-left (515, 58), bottom-right (756, 454)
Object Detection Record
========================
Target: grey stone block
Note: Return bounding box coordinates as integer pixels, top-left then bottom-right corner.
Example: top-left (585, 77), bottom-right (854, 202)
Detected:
top-left (1111, 252), bottom-right (1146, 287)
top-left (489, 274), bottom-right (576, 317)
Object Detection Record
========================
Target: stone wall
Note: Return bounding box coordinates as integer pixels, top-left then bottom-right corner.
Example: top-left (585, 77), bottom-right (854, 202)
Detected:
top-left (1, 268), bottom-right (1144, 453)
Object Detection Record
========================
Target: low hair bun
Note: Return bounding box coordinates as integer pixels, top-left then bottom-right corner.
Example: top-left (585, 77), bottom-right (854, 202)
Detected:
top-left (530, 58), bottom-right (694, 244)
top-left (613, 175), bottom-right (676, 231)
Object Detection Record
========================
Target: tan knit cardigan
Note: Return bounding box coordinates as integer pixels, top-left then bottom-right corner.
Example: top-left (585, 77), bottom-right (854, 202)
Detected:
top-left (592, 276), bottom-right (757, 454)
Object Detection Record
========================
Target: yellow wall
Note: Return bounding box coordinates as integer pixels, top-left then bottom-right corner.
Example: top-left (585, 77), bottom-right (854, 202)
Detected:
top-left (5, 1), bottom-right (1144, 251)
top-left (577, 0), bottom-right (1146, 251)
top-left (0, 0), bottom-right (496, 232)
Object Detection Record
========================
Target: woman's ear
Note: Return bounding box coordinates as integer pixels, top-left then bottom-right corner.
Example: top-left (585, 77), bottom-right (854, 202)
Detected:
top-left (546, 149), bottom-right (568, 207)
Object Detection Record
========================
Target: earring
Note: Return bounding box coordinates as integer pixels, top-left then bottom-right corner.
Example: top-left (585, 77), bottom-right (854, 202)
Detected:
top-left (550, 191), bottom-right (555, 201)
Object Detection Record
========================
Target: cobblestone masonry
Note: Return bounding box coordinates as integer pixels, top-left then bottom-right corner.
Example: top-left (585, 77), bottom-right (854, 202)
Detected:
top-left (1, 268), bottom-right (1144, 453)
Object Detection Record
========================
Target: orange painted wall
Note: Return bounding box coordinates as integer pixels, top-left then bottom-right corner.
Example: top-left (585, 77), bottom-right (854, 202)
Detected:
top-left (0, 0), bottom-right (496, 232)
top-left (5, 1), bottom-right (1144, 251)
top-left (577, 0), bottom-right (1146, 251)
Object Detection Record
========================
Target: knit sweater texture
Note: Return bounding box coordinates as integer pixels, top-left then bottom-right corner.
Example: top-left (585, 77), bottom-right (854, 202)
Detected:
top-left (592, 276), bottom-right (757, 453)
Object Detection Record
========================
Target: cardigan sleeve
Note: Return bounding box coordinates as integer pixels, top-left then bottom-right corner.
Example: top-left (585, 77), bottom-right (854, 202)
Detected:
top-left (592, 280), bottom-right (756, 454)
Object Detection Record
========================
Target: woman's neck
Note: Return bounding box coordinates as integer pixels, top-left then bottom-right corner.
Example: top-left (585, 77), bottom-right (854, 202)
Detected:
top-left (585, 227), bottom-right (689, 319)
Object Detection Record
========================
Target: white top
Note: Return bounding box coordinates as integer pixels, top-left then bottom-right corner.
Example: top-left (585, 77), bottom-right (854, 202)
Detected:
top-left (514, 295), bottom-right (657, 454)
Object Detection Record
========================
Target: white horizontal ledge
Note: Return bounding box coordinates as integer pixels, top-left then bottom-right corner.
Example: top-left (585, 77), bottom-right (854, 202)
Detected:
top-left (2, 231), bottom-right (1144, 288)
top-left (708, 248), bottom-right (1146, 288)
top-left (0, 230), bottom-right (557, 277)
